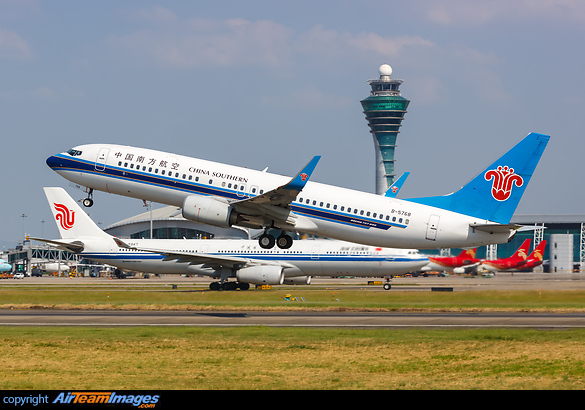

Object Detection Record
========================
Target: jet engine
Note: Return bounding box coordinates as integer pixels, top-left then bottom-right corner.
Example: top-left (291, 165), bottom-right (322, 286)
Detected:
top-left (182, 195), bottom-right (238, 228)
top-left (283, 276), bottom-right (311, 285)
top-left (236, 265), bottom-right (284, 285)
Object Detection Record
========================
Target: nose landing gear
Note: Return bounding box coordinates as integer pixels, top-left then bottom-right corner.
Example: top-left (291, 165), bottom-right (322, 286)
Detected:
top-left (82, 189), bottom-right (94, 207)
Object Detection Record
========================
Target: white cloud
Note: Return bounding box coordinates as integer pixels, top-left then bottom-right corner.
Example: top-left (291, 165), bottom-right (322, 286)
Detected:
top-left (424, 0), bottom-right (585, 25)
top-left (262, 85), bottom-right (352, 110)
top-left (0, 28), bottom-right (31, 60)
top-left (109, 14), bottom-right (434, 69)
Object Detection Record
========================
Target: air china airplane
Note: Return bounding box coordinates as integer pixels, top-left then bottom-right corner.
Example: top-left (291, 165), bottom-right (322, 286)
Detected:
top-left (30, 188), bottom-right (429, 290)
top-left (46, 133), bottom-right (549, 251)
top-left (420, 248), bottom-right (480, 273)
top-left (477, 239), bottom-right (531, 273)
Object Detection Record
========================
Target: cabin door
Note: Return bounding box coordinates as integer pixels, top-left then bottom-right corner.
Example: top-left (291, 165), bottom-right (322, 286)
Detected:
top-left (426, 215), bottom-right (440, 241)
top-left (95, 148), bottom-right (110, 172)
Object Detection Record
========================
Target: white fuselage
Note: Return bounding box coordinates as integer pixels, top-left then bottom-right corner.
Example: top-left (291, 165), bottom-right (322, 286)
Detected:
top-left (78, 238), bottom-right (429, 278)
top-left (47, 144), bottom-right (513, 249)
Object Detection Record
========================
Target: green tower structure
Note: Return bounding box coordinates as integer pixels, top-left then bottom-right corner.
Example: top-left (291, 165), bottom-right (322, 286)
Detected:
top-left (360, 64), bottom-right (410, 195)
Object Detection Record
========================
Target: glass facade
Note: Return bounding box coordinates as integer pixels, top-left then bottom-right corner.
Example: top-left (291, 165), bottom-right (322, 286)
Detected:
top-left (130, 227), bottom-right (215, 240)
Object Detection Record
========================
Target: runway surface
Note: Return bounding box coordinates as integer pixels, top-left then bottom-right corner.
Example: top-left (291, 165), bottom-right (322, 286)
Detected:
top-left (3, 272), bottom-right (585, 328)
top-left (2, 309), bottom-right (585, 329)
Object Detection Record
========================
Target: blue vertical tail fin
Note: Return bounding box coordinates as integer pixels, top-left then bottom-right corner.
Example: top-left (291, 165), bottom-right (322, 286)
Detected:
top-left (404, 133), bottom-right (549, 223)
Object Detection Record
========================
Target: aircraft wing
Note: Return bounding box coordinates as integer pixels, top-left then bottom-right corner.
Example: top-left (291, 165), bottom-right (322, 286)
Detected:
top-left (228, 156), bottom-right (321, 225)
top-left (113, 238), bottom-right (295, 270)
top-left (28, 237), bottom-right (85, 253)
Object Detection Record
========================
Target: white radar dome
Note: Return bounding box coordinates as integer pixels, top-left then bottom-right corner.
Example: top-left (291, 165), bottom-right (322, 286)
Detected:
top-left (379, 64), bottom-right (392, 77)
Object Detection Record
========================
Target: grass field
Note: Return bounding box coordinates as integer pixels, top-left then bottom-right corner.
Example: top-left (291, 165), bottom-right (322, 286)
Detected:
top-left (2, 326), bottom-right (585, 390)
top-left (2, 284), bottom-right (585, 389)
top-left (2, 285), bottom-right (585, 312)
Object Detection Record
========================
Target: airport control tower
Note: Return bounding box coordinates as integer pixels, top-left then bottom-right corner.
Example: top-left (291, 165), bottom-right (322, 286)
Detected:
top-left (361, 64), bottom-right (410, 195)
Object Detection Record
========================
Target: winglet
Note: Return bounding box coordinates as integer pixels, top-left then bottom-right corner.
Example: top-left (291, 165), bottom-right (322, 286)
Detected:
top-left (282, 155), bottom-right (321, 192)
top-left (384, 172), bottom-right (410, 198)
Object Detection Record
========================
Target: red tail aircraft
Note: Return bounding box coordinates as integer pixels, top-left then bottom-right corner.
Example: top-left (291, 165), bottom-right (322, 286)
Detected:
top-left (478, 239), bottom-right (531, 272)
top-left (509, 240), bottom-right (547, 271)
top-left (422, 248), bottom-right (480, 272)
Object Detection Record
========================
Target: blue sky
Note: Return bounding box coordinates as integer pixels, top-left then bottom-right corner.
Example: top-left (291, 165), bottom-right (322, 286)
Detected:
top-left (1, 0), bottom-right (584, 248)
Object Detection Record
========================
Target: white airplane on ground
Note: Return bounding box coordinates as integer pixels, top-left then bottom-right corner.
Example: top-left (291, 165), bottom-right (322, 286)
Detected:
top-left (46, 133), bottom-right (549, 251)
top-left (30, 187), bottom-right (429, 290)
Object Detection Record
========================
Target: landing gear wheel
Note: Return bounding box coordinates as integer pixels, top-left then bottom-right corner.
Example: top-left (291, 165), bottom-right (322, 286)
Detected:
top-left (276, 234), bottom-right (293, 249)
top-left (259, 233), bottom-right (275, 249)
top-left (82, 198), bottom-right (94, 207)
top-left (221, 282), bottom-right (238, 291)
top-left (238, 282), bottom-right (250, 291)
top-left (383, 283), bottom-right (392, 290)
top-left (209, 282), bottom-right (220, 291)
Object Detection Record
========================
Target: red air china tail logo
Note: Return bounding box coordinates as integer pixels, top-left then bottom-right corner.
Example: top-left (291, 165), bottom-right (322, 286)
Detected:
top-left (484, 166), bottom-right (524, 201)
top-left (53, 203), bottom-right (75, 230)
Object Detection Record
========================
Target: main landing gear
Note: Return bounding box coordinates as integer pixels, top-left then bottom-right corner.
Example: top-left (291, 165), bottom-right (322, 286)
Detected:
top-left (209, 281), bottom-right (250, 291)
top-left (258, 229), bottom-right (293, 250)
top-left (82, 188), bottom-right (94, 207)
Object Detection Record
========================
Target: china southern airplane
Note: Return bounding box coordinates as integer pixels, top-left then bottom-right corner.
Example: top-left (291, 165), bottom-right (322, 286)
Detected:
top-left (30, 187), bottom-right (428, 290)
top-left (46, 133), bottom-right (549, 251)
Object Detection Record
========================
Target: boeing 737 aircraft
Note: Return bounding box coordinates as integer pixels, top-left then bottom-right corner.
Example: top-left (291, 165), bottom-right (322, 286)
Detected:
top-left (508, 240), bottom-right (547, 272)
top-left (30, 188), bottom-right (428, 290)
top-left (477, 239), bottom-right (531, 273)
top-left (421, 248), bottom-right (480, 273)
top-left (46, 133), bottom-right (549, 251)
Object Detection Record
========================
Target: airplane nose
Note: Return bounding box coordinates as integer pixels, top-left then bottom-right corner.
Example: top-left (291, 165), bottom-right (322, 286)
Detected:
top-left (46, 155), bottom-right (61, 169)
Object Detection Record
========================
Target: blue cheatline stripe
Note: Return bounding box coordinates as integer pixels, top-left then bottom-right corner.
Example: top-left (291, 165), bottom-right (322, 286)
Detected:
top-left (52, 155), bottom-right (407, 231)
top-left (82, 252), bottom-right (426, 263)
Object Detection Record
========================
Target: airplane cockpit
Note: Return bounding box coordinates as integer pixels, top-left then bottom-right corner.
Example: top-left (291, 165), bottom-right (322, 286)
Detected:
top-left (67, 149), bottom-right (83, 156)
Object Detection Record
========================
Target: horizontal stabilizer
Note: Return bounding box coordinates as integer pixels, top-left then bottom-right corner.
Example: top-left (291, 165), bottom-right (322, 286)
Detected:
top-left (469, 223), bottom-right (522, 234)
top-left (28, 237), bottom-right (85, 253)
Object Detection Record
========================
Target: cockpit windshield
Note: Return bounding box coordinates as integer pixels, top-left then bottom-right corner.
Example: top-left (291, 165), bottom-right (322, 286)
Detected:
top-left (67, 149), bottom-right (82, 156)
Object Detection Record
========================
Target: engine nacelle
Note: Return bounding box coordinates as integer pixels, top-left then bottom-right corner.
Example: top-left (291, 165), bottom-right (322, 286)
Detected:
top-left (236, 265), bottom-right (284, 285)
top-left (182, 195), bottom-right (236, 228)
top-left (283, 276), bottom-right (311, 285)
